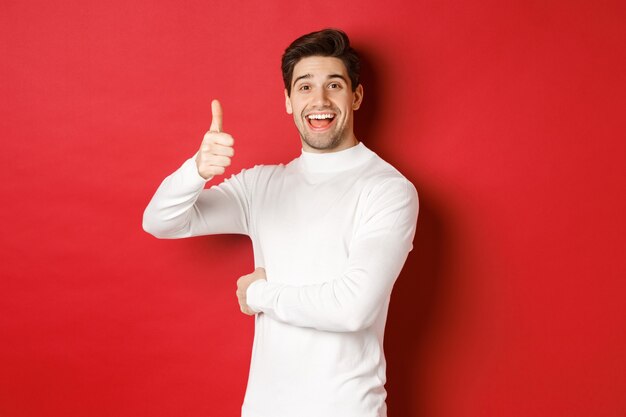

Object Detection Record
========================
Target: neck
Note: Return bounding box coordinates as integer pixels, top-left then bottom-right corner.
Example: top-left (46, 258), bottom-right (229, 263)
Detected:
top-left (299, 141), bottom-right (371, 173)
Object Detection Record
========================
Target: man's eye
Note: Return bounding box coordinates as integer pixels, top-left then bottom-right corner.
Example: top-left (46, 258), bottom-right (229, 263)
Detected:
top-left (299, 85), bottom-right (310, 91)
top-left (329, 83), bottom-right (341, 89)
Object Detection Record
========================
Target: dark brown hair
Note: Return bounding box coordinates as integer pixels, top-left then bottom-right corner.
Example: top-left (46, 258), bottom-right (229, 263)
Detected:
top-left (281, 28), bottom-right (361, 96)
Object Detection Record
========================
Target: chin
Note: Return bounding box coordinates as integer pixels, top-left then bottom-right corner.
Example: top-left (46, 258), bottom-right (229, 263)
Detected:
top-left (303, 137), bottom-right (342, 151)
top-left (300, 129), bottom-right (346, 152)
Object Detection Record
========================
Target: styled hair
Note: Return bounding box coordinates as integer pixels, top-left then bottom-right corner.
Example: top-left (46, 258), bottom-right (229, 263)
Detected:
top-left (281, 28), bottom-right (361, 96)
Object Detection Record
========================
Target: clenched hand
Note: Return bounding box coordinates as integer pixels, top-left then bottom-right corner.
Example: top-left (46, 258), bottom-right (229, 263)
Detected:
top-left (237, 267), bottom-right (267, 316)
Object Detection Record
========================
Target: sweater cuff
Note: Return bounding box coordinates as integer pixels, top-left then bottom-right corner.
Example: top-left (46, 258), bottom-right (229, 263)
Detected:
top-left (184, 153), bottom-right (213, 186)
top-left (246, 279), bottom-right (269, 314)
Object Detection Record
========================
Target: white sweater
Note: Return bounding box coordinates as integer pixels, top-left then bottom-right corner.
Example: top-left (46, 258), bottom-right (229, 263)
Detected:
top-left (143, 142), bottom-right (419, 417)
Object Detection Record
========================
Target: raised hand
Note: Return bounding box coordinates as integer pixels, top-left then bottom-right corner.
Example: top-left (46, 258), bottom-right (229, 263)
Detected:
top-left (195, 99), bottom-right (235, 179)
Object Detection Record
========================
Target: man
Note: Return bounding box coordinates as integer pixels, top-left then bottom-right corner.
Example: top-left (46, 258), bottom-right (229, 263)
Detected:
top-left (143, 29), bottom-right (418, 417)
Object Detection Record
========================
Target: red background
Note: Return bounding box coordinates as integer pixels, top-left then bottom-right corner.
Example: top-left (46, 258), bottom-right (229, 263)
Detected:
top-left (2, 1), bottom-right (625, 416)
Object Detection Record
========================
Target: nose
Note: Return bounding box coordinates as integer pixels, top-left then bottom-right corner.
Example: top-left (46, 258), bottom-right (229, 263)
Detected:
top-left (311, 87), bottom-right (331, 108)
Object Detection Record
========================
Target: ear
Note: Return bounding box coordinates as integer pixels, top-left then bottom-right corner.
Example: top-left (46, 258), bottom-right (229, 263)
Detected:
top-left (284, 89), bottom-right (293, 115)
top-left (352, 84), bottom-right (364, 110)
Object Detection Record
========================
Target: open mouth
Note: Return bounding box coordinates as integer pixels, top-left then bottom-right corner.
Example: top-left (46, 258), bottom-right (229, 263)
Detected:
top-left (306, 113), bottom-right (336, 131)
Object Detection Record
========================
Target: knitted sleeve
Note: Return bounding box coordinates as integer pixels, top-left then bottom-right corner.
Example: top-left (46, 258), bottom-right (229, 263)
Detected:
top-left (142, 155), bottom-right (252, 238)
top-left (246, 178), bottom-right (418, 332)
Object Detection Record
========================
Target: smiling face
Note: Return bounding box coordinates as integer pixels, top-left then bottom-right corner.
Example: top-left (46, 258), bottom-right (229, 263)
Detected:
top-left (285, 56), bottom-right (363, 153)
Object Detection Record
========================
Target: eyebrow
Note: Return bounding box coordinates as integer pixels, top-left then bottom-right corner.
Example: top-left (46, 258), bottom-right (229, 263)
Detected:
top-left (292, 73), bottom-right (349, 87)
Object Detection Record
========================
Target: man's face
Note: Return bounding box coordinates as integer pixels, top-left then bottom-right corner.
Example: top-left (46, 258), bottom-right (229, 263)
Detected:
top-left (285, 56), bottom-right (363, 153)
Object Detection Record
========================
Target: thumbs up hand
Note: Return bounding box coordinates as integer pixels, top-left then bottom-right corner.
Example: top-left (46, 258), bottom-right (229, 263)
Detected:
top-left (195, 99), bottom-right (235, 179)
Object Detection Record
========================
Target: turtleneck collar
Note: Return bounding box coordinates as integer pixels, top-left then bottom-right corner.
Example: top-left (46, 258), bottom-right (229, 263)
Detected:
top-left (298, 142), bottom-right (373, 173)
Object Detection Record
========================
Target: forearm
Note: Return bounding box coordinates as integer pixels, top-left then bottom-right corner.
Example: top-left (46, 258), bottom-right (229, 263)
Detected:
top-left (246, 248), bottom-right (410, 332)
top-left (142, 156), bottom-right (210, 238)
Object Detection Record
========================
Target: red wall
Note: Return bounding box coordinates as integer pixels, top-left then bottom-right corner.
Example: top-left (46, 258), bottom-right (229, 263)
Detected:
top-left (2, 1), bottom-right (625, 416)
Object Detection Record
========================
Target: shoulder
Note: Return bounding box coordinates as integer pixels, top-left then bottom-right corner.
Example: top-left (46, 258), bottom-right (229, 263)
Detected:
top-left (222, 163), bottom-right (289, 193)
top-left (353, 152), bottom-right (419, 235)
top-left (359, 150), bottom-right (418, 203)
top-left (231, 162), bottom-right (285, 180)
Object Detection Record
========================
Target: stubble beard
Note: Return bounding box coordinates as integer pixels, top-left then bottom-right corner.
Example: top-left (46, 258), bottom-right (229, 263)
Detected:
top-left (296, 109), bottom-right (348, 152)
top-left (299, 129), bottom-right (345, 151)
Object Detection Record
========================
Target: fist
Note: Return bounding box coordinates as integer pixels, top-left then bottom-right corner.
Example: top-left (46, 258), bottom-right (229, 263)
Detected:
top-left (236, 267), bottom-right (267, 316)
top-left (195, 99), bottom-right (235, 179)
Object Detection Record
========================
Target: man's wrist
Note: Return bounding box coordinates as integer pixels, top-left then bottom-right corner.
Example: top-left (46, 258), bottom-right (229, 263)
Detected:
top-left (190, 152), bottom-right (215, 183)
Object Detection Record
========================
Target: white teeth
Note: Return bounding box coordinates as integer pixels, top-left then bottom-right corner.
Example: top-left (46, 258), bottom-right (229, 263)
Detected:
top-left (307, 114), bottom-right (334, 120)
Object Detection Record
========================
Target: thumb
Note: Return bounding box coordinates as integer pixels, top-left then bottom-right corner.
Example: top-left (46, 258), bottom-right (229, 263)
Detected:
top-left (210, 99), bottom-right (223, 132)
